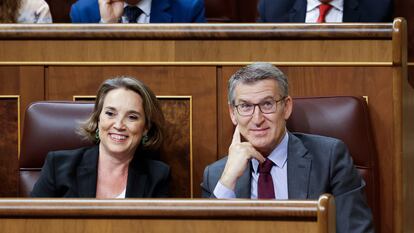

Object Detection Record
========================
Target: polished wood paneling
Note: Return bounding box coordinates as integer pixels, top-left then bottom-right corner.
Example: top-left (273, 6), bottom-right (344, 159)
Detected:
top-left (0, 98), bottom-right (19, 197)
top-left (0, 24), bottom-right (392, 39)
top-left (0, 219), bottom-right (318, 233)
top-left (0, 24), bottom-right (393, 65)
top-left (394, 0), bottom-right (414, 62)
top-left (0, 67), bottom-right (44, 196)
top-left (394, 0), bottom-right (414, 122)
top-left (0, 195), bottom-right (335, 233)
top-left (0, 66), bottom-right (44, 128)
top-left (0, 40), bottom-right (392, 63)
top-left (159, 98), bottom-right (191, 197)
top-left (46, 66), bottom-right (217, 198)
top-left (0, 40), bottom-right (392, 64)
top-left (402, 64), bottom-right (414, 233)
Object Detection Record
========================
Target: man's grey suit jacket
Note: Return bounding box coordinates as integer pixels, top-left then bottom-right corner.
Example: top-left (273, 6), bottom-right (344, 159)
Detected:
top-left (201, 132), bottom-right (374, 233)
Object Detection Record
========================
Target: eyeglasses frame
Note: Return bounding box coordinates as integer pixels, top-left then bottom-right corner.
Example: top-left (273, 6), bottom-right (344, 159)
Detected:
top-left (234, 96), bottom-right (287, 116)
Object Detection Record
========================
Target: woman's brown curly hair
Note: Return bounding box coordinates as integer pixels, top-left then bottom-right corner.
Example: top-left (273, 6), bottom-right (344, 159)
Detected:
top-left (0, 0), bottom-right (21, 23)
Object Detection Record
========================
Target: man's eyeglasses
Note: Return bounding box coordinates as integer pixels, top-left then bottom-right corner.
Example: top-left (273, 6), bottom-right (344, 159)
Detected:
top-left (234, 96), bottom-right (286, 116)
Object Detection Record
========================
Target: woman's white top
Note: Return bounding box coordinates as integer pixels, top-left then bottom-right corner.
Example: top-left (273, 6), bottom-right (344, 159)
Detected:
top-left (115, 188), bottom-right (126, 198)
top-left (17, 0), bottom-right (52, 23)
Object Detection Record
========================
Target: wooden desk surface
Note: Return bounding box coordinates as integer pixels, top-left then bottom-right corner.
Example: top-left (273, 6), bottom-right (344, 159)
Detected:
top-left (0, 195), bottom-right (335, 233)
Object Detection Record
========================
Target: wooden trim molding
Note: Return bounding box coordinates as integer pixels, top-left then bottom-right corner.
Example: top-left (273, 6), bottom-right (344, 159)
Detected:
top-left (0, 95), bottom-right (21, 156)
top-left (157, 95), bottom-right (193, 197)
top-left (0, 194), bottom-right (334, 218)
top-left (0, 23), bottom-right (392, 40)
top-left (0, 62), bottom-right (394, 66)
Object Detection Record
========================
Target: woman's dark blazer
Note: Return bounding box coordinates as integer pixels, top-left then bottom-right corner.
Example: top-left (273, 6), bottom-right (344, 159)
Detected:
top-left (31, 145), bottom-right (170, 197)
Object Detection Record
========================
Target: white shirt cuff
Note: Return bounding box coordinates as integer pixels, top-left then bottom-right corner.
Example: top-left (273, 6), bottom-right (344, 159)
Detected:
top-left (213, 181), bottom-right (236, 198)
top-left (99, 18), bottom-right (120, 23)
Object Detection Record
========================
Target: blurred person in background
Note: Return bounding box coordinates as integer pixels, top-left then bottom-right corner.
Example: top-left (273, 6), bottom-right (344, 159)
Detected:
top-left (0, 0), bottom-right (52, 23)
top-left (70, 0), bottom-right (205, 23)
top-left (258, 0), bottom-right (392, 23)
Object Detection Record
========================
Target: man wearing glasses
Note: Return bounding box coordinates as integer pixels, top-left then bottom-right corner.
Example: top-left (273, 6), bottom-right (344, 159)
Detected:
top-left (201, 62), bottom-right (374, 233)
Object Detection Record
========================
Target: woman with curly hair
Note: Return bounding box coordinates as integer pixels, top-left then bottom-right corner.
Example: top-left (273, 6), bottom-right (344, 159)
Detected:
top-left (31, 76), bottom-right (170, 198)
top-left (0, 0), bottom-right (52, 23)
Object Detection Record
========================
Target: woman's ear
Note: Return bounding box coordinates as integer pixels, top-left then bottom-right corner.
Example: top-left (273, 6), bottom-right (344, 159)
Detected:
top-left (144, 121), bottom-right (151, 136)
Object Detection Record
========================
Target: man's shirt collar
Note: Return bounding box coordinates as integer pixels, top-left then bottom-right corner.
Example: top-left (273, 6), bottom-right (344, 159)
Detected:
top-left (124, 0), bottom-right (152, 16)
top-left (307, 0), bottom-right (343, 12)
top-left (252, 131), bottom-right (289, 173)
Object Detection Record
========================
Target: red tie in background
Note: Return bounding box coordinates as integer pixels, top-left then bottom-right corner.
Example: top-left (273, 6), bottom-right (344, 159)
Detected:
top-left (317, 4), bottom-right (332, 23)
top-left (258, 159), bottom-right (275, 199)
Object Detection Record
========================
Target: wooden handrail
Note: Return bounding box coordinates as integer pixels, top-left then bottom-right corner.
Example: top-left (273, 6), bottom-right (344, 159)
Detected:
top-left (0, 23), bottom-right (392, 40)
top-left (0, 195), bottom-right (334, 219)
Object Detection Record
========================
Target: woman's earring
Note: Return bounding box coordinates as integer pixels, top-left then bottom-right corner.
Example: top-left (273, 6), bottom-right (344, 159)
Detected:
top-left (95, 128), bottom-right (100, 142)
top-left (141, 134), bottom-right (149, 145)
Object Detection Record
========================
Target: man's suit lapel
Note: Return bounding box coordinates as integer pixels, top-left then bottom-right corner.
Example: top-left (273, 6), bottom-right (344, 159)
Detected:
top-left (289, 0), bottom-right (307, 22)
top-left (287, 133), bottom-right (312, 199)
top-left (150, 0), bottom-right (173, 23)
top-left (235, 165), bottom-right (251, 198)
top-left (76, 145), bottom-right (99, 197)
top-left (343, 0), bottom-right (361, 22)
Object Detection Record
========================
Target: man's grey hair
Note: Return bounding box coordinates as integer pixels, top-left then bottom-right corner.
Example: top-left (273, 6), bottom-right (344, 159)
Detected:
top-left (227, 62), bottom-right (289, 106)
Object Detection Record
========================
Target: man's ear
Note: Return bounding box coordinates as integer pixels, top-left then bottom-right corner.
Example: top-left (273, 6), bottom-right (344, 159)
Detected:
top-left (283, 96), bottom-right (293, 120)
top-left (229, 105), bottom-right (238, 125)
